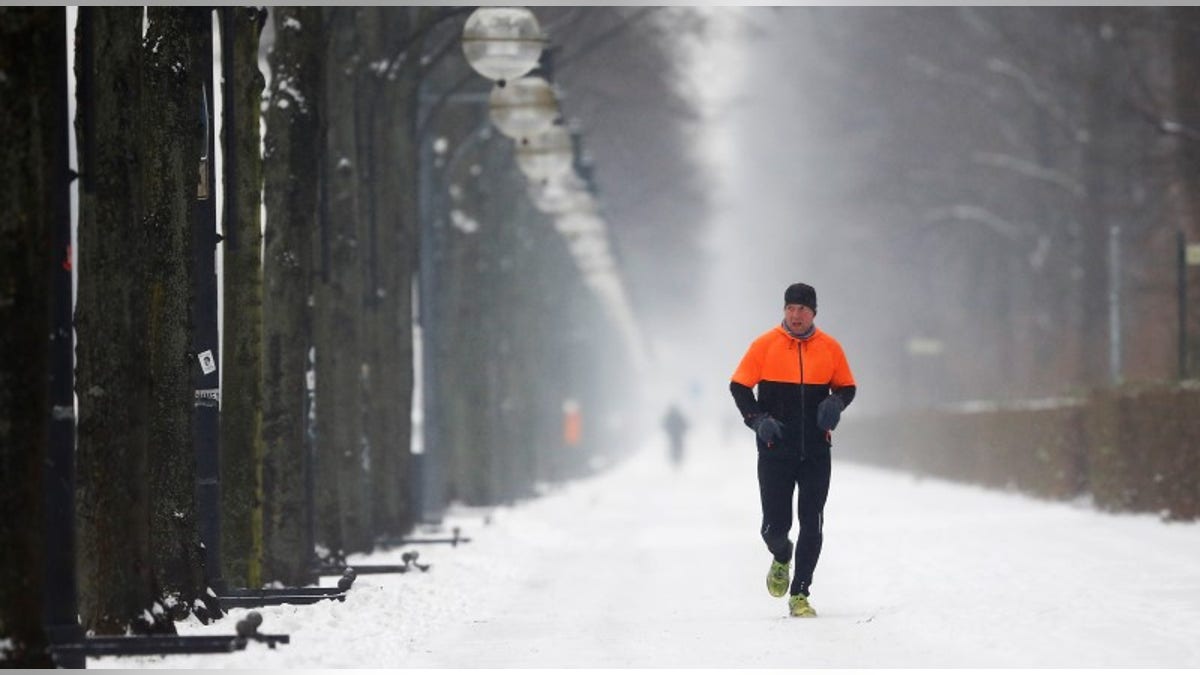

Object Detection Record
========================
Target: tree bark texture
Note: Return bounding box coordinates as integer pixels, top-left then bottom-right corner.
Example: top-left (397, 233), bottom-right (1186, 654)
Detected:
top-left (262, 6), bottom-right (323, 586)
top-left (218, 6), bottom-right (268, 591)
top-left (73, 7), bottom-right (161, 635)
top-left (0, 7), bottom-right (63, 666)
top-left (313, 6), bottom-right (370, 555)
top-left (142, 6), bottom-right (212, 622)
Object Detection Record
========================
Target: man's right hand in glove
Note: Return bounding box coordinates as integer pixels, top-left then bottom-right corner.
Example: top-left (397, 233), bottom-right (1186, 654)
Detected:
top-left (747, 413), bottom-right (784, 447)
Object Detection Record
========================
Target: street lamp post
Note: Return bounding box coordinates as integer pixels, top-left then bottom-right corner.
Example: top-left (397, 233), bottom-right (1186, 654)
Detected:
top-left (193, 22), bottom-right (224, 595)
top-left (45, 7), bottom-right (83, 665)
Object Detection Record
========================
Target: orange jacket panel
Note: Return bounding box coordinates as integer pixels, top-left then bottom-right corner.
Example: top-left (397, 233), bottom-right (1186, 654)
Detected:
top-left (730, 325), bottom-right (855, 453)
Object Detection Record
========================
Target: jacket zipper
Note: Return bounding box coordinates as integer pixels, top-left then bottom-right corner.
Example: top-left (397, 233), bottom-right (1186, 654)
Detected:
top-left (798, 339), bottom-right (806, 460)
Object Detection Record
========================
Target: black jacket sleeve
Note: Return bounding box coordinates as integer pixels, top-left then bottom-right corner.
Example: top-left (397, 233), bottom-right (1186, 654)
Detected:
top-left (729, 381), bottom-right (762, 423)
top-left (833, 385), bottom-right (856, 408)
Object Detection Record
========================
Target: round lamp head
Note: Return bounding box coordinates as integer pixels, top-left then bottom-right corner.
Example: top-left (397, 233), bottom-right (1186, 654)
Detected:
top-left (462, 7), bottom-right (545, 84)
top-left (515, 124), bottom-right (574, 182)
top-left (489, 76), bottom-right (559, 140)
top-left (529, 172), bottom-right (594, 215)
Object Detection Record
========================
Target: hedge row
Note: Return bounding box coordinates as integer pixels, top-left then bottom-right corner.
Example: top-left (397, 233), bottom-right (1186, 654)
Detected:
top-left (837, 381), bottom-right (1200, 521)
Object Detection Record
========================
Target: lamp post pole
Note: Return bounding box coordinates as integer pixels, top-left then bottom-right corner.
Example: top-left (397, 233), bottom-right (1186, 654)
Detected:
top-left (192, 19), bottom-right (224, 592)
top-left (415, 80), bottom-right (443, 524)
top-left (45, 7), bottom-right (84, 665)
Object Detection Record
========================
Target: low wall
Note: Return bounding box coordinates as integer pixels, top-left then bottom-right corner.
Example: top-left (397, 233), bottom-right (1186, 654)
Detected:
top-left (837, 382), bottom-right (1200, 521)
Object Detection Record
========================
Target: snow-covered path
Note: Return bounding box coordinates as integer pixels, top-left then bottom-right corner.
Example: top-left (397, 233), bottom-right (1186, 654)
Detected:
top-left (94, 427), bottom-right (1200, 668)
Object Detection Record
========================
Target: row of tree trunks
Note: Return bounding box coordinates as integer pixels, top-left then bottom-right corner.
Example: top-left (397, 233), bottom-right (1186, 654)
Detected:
top-left (0, 7), bottom-right (64, 667)
top-left (425, 114), bottom-right (636, 506)
top-left (6, 5), bottom-right (642, 650)
top-left (260, 4), bottom-right (426, 576)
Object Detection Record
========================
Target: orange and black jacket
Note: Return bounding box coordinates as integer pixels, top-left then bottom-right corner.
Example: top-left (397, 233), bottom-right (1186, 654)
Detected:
top-left (730, 325), bottom-right (856, 456)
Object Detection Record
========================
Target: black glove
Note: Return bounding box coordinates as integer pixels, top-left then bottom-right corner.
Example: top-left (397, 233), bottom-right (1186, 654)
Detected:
top-left (748, 414), bottom-right (784, 446)
top-left (817, 395), bottom-right (845, 431)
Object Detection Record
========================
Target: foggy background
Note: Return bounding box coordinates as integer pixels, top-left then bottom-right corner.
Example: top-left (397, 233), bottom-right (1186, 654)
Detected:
top-left (596, 7), bottom-right (1200, 429)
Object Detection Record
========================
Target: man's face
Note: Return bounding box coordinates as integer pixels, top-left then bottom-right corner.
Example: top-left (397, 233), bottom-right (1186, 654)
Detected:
top-left (784, 303), bottom-right (814, 334)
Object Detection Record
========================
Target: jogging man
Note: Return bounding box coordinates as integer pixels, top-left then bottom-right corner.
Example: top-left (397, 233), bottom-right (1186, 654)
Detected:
top-left (729, 282), bottom-right (856, 617)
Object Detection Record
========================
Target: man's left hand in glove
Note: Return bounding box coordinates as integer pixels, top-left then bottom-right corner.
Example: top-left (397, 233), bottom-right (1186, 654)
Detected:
top-left (817, 395), bottom-right (844, 432)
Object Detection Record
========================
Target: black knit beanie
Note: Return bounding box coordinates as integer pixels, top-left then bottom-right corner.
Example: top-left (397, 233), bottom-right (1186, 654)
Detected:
top-left (784, 283), bottom-right (817, 312)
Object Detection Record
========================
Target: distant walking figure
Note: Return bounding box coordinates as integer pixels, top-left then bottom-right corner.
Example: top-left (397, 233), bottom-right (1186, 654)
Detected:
top-left (661, 405), bottom-right (689, 469)
top-left (729, 282), bottom-right (856, 618)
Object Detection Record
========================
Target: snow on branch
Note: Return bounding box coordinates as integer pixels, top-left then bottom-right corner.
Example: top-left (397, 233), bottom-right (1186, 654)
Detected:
top-left (970, 151), bottom-right (1084, 197)
top-left (923, 204), bottom-right (1025, 241)
top-left (985, 58), bottom-right (1072, 127)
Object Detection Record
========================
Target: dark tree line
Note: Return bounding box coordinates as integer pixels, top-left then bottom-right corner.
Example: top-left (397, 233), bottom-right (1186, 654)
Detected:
top-left (2, 6), bottom-right (708, 664)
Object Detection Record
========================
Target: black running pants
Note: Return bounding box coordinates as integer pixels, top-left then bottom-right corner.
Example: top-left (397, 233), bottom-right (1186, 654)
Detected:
top-left (757, 448), bottom-right (832, 596)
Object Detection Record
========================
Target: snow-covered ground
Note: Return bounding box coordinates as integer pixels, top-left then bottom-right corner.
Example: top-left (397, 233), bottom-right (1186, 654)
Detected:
top-left (91, 424), bottom-right (1200, 668)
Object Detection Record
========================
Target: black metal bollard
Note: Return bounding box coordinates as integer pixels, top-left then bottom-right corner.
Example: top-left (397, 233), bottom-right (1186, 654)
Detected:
top-left (232, 611), bottom-right (289, 649)
top-left (401, 551), bottom-right (431, 572)
top-left (377, 525), bottom-right (473, 549)
top-left (49, 612), bottom-right (289, 660)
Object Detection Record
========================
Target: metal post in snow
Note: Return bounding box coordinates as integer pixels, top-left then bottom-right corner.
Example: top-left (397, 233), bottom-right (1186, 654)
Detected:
top-left (416, 81), bottom-right (444, 524)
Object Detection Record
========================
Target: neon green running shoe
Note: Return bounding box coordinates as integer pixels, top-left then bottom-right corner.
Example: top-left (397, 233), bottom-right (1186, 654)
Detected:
top-left (766, 559), bottom-right (790, 598)
top-left (788, 593), bottom-right (817, 618)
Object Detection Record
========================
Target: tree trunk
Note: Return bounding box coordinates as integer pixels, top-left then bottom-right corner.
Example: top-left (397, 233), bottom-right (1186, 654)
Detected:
top-left (73, 7), bottom-right (161, 635)
top-left (1170, 8), bottom-right (1200, 377)
top-left (142, 6), bottom-right (212, 624)
top-left (391, 21), bottom-right (421, 534)
top-left (1077, 12), bottom-right (1118, 387)
top-left (454, 200), bottom-right (495, 505)
top-left (0, 7), bottom-right (64, 666)
top-left (357, 7), bottom-right (420, 540)
top-left (313, 6), bottom-right (370, 555)
top-left (262, 6), bottom-right (323, 587)
top-left (218, 6), bottom-right (268, 591)
top-left (422, 74), bottom-right (487, 507)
